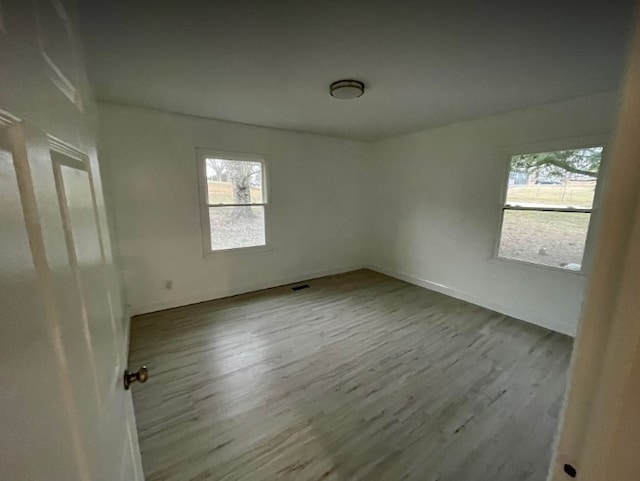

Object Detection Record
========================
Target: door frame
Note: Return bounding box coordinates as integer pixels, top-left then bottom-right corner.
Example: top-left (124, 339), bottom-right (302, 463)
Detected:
top-left (548, 6), bottom-right (640, 480)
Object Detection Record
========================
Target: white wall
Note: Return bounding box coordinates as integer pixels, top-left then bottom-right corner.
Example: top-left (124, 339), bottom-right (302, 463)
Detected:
top-left (98, 103), bottom-right (368, 314)
top-left (99, 92), bottom-right (619, 335)
top-left (367, 91), bottom-right (619, 336)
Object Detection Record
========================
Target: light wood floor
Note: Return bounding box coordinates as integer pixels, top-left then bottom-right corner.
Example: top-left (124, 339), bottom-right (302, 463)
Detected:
top-left (129, 269), bottom-right (572, 481)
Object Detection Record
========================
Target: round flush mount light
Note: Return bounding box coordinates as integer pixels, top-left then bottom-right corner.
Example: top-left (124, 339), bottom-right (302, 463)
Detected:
top-left (330, 79), bottom-right (365, 100)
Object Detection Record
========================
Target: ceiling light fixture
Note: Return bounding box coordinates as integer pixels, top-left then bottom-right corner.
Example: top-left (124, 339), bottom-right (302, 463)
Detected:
top-left (330, 79), bottom-right (365, 100)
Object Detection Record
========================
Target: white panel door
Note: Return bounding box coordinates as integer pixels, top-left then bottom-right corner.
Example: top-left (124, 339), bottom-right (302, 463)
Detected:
top-left (0, 1), bottom-right (143, 480)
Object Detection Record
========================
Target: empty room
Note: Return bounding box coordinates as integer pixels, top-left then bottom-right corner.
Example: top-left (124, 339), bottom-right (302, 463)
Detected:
top-left (2, 1), bottom-right (640, 480)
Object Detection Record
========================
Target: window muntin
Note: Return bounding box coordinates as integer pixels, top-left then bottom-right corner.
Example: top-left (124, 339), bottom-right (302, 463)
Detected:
top-left (497, 146), bottom-right (603, 271)
top-left (199, 152), bottom-right (267, 252)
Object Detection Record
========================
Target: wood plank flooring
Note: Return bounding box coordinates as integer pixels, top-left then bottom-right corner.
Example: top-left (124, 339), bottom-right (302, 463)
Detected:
top-left (129, 269), bottom-right (572, 481)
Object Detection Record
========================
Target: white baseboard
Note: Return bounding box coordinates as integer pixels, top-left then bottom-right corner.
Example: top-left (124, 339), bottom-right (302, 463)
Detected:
top-left (127, 262), bottom-right (577, 337)
top-left (366, 264), bottom-right (576, 337)
top-left (127, 264), bottom-right (365, 316)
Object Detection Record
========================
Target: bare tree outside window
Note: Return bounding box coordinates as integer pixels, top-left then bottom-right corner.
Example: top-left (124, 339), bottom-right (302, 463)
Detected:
top-left (201, 154), bottom-right (266, 251)
top-left (206, 158), bottom-right (228, 182)
top-left (497, 146), bottom-right (603, 270)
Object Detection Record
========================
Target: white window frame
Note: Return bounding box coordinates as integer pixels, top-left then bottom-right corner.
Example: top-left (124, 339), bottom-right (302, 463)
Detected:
top-left (493, 137), bottom-right (608, 275)
top-left (196, 148), bottom-right (269, 255)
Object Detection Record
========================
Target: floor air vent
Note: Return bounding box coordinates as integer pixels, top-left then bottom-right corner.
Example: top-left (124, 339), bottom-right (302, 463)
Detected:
top-left (291, 284), bottom-right (310, 291)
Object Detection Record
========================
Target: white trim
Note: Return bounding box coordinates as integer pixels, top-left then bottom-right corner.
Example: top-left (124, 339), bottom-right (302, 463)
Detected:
top-left (127, 264), bottom-right (363, 316)
top-left (366, 264), bottom-right (577, 337)
top-left (47, 134), bottom-right (87, 163)
top-left (195, 148), bottom-right (269, 256)
top-left (129, 263), bottom-right (578, 334)
top-left (204, 245), bottom-right (273, 256)
top-left (500, 134), bottom-right (610, 156)
top-left (494, 138), bottom-right (609, 274)
top-left (491, 255), bottom-right (587, 276)
top-left (33, 0), bottom-right (82, 109)
top-left (549, 18), bottom-right (640, 478)
top-left (129, 262), bottom-right (576, 335)
top-left (0, 109), bottom-right (20, 127)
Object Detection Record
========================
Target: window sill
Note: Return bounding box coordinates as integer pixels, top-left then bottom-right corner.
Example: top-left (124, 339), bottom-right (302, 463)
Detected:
top-left (491, 255), bottom-right (588, 276)
top-left (204, 245), bottom-right (273, 257)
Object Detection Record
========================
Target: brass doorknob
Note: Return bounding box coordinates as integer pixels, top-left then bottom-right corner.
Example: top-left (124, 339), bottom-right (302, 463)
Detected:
top-left (124, 366), bottom-right (149, 390)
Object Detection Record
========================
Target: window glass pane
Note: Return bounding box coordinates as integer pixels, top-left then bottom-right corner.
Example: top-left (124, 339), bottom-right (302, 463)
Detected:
top-left (498, 210), bottom-right (590, 270)
top-left (205, 158), bottom-right (263, 204)
top-left (209, 206), bottom-right (265, 250)
top-left (506, 147), bottom-right (602, 209)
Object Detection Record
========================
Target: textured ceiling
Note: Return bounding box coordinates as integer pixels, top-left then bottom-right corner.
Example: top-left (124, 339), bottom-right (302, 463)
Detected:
top-left (79, 0), bottom-right (635, 140)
